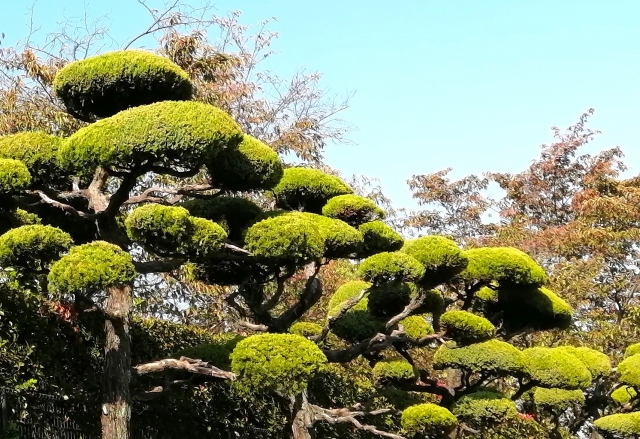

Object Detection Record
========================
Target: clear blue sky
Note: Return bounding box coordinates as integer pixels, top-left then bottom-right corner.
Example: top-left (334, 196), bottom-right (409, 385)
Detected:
top-left (3, 1), bottom-right (640, 208)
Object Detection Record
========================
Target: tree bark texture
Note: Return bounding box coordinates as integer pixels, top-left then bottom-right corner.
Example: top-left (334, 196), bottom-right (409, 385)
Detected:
top-left (101, 285), bottom-right (132, 439)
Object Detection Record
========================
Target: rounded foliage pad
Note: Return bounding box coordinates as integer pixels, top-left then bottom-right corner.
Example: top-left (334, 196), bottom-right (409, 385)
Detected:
top-left (533, 388), bottom-right (585, 412)
top-left (357, 220), bottom-right (404, 257)
top-left (372, 359), bottom-right (416, 385)
top-left (322, 194), bottom-right (385, 226)
top-left (48, 241), bottom-right (136, 294)
top-left (60, 101), bottom-right (243, 175)
top-left (594, 412), bottom-right (640, 437)
top-left (0, 159), bottom-right (31, 193)
top-left (0, 132), bottom-right (67, 187)
top-left (618, 354), bottom-right (640, 387)
top-left (367, 282), bottom-right (417, 317)
top-left (401, 403), bottom-right (457, 437)
top-left (434, 339), bottom-right (524, 376)
top-left (453, 390), bottom-right (517, 423)
top-left (440, 310), bottom-right (496, 344)
top-left (230, 333), bottom-right (327, 395)
top-left (358, 252), bottom-right (425, 284)
top-left (126, 204), bottom-right (227, 259)
top-left (245, 213), bottom-right (325, 266)
top-left (401, 236), bottom-right (468, 287)
top-left (53, 50), bottom-right (193, 121)
top-left (624, 342), bottom-right (640, 359)
top-left (0, 225), bottom-right (71, 272)
top-left (523, 347), bottom-right (592, 389)
top-left (207, 134), bottom-right (283, 191)
top-left (556, 346), bottom-right (611, 379)
top-left (182, 197), bottom-right (263, 243)
top-left (273, 167), bottom-right (352, 213)
top-left (460, 247), bottom-right (547, 286)
top-left (289, 322), bottom-right (323, 338)
top-left (399, 315), bottom-right (434, 338)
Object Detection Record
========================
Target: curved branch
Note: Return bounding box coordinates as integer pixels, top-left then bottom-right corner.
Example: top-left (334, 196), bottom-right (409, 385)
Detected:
top-left (30, 190), bottom-right (97, 218)
top-left (133, 356), bottom-right (236, 380)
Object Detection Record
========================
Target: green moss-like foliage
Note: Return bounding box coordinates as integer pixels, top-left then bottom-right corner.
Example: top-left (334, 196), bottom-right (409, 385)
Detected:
top-left (357, 220), bottom-right (404, 257)
top-left (401, 403), bottom-right (457, 438)
top-left (358, 252), bottom-right (426, 284)
top-left (624, 343), bottom-right (640, 359)
top-left (401, 236), bottom-right (468, 287)
top-left (453, 390), bottom-right (517, 424)
top-left (328, 280), bottom-right (371, 313)
top-left (594, 412), bottom-right (640, 437)
top-left (533, 388), bottom-right (585, 412)
top-left (367, 282), bottom-right (416, 317)
top-left (0, 225), bottom-right (71, 273)
top-left (330, 298), bottom-right (382, 343)
top-left (273, 167), bottom-right (352, 213)
top-left (372, 359), bottom-right (417, 385)
top-left (557, 346), bottom-right (612, 379)
top-left (230, 333), bottom-right (327, 396)
top-left (181, 197), bottom-right (263, 243)
top-left (618, 354), bottom-right (640, 387)
top-left (433, 339), bottom-right (524, 375)
top-left (125, 204), bottom-right (227, 258)
top-left (0, 159), bottom-right (31, 194)
top-left (322, 194), bottom-right (385, 226)
top-left (300, 213), bottom-right (363, 259)
top-left (60, 101), bottom-right (242, 174)
top-left (245, 213), bottom-right (324, 266)
top-left (459, 247), bottom-right (547, 286)
top-left (417, 288), bottom-right (446, 315)
top-left (611, 386), bottom-right (638, 404)
top-left (0, 209), bottom-right (41, 235)
top-left (289, 322), bottom-right (323, 338)
top-left (48, 241), bottom-right (136, 294)
top-left (53, 50), bottom-right (193, 121)
top-left (0, 132), bottom-right (67, 187)
top-left (440, 310), bottom-right (495, 345)
top-left (523, 347), bottom-right (592, 389)
top-left (207, 135), bottom-right (283, 191)
top-left (399, 315), bottom-right (434, 339)
top-left (174, 334), bottom-right (244, 370)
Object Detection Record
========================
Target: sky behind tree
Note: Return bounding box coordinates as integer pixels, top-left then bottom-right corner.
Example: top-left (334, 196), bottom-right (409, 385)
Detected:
top-left (2, 0), bottom-right (640, 207)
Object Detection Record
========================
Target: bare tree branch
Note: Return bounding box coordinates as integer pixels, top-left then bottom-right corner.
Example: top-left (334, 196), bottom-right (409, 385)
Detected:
top-left (133, 356), bottom-right (236, 380)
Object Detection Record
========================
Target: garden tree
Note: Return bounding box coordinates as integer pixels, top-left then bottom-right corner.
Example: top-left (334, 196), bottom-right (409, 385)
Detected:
top-left (0, 47), bottom-right (603, 439)
top-left (405, 109), bottom-right (640, 358)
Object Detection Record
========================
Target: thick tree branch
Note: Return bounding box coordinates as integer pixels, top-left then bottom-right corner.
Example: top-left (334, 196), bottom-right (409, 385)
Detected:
top-left (309, 404), bottom-right (406, 439)
top-left (30, 190), bottom-right (97, 218)
top-left (385, 289), bottom-right (427, 330)
top-left (133, 357), bottom-right (236, 380)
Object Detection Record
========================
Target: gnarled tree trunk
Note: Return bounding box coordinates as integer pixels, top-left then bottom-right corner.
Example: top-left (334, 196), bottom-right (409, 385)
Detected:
top-left (101, 285), bottom-right (132, 439)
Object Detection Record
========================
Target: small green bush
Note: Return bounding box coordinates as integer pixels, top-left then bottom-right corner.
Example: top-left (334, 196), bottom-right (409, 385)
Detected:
top-left (624, 342), bottom-right (640, 359)
top-left (126, 204), bottom-right (227, 258)
top-left (367, 282), bottom-right (416, 317)
top-left (401, 236), bottom-right (468, 287)
top-left (48, 241), bottom-right (136, 294)
top-left (328, 280), bottom-right (371, 313)
top-left (182, 197), bottom-right (263, 243)
top-left (322, 194), bottom-right (385, 226)
top-left (401, 403), bottom-right (457, 437)
top-left (245, 213), bottom-right (325, 266)
top-left (523, 347), bottom-right (592, 389)
top-left (453, 390), bottom-right (517, 424)
top-left (434, 339), bottom-right (524, 375)
top-left (0, 132), bottom-right (67, 186)
top-left (0, 159), bottom-right (31, 193)
top-left (533, 388), bottom-right (585, 412)
top-left (611, 385), bottom-right (637, 404)
top-left (440, 310), bottom-right (496, 344)
top-left (618, 354), bottom-right (640, 387)
top-left (459, 247), bottom-right (547, 286)
top-left (399, 315), bottom-right (434, 338)
top-left (60, 101), bottom-right (242, 175)
top-left (594, 412), bottom-right (640, 437)
top-left (330, 298), bottom-right (382, 343)
top-left (298, 213), bottom-right (362, 259)
top-left (0, 225), bottom-right (71, 272)
top-left (357, 220), bottom-right (404, 257)
top-left (207, 135), bottom-right (283, 191)
top-left (230, 333), bottom-right (327, 396)
top-left (372, 359), bottom-right (417, 385)
top-left (273, 167), bottom-right (352, 213)
top-left (358, 252), bottom-right (425, 284)
top-left (53, 50), bottom-right (193, 121)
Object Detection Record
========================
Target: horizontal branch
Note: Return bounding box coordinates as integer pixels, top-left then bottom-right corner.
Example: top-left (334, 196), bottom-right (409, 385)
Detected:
top-left (310, 404), bottom-right (406, 439)
top-left (30, 190), bottom-right (97, 218)
top-left (133, 357), bottom-right (236, 380)
top-left (236, 321), bottom-right (269, 332)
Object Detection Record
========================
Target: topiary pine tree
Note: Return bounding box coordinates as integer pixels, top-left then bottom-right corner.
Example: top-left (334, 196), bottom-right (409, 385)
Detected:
top-left (0, 48), bottom-right (620, 439)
